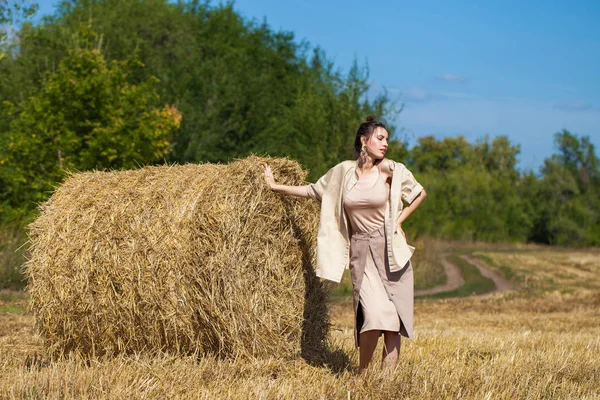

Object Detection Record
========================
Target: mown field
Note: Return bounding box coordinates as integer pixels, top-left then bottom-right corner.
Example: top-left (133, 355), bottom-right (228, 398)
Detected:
top-left (1, 241), bottom-right (599, 399)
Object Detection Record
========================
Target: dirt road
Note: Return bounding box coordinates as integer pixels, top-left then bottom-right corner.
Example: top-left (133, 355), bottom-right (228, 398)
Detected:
top-left (415, 254), bottom-right (513, 297)
top-left (414, 254), bottom-right (464, 296)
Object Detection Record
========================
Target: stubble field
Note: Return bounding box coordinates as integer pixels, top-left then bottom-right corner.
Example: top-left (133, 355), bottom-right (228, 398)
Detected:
top-left (1, 245), bottom-right (599, 399)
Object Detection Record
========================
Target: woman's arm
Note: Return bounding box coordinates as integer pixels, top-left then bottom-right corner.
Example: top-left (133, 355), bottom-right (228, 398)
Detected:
top-left (262, 163), bottom-right (312, 198)
top-left (396, 189), bottom-right (427, 233)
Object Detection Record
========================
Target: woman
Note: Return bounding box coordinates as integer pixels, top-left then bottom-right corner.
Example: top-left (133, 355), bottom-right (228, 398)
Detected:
top-left (262, 116), bottom-right (426, 373)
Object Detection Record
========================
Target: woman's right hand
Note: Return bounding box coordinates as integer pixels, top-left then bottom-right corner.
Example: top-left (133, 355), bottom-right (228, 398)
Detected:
top-left (260, 162), bottom-right (312, 198)
top-left (261, 163), bottom-right (276, 190)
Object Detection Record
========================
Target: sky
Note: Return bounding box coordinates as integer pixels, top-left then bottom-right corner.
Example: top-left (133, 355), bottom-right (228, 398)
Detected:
top-left (33, 0), bottom-right (600, 171)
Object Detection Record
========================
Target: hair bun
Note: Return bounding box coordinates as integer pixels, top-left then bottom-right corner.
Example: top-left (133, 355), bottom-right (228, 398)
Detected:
top-left (365, 115), bottom-right (375, 122)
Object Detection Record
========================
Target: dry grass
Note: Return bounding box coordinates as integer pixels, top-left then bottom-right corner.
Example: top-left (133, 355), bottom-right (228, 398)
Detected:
top-left (25, 156), bottom-right (328, 360)
top-left (474, 249), bottom-right (600, 293)
top-left (1, 246), bottom-right (599, 398)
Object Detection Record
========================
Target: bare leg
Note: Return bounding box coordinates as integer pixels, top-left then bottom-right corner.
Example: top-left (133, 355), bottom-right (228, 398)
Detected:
top-left (381, 331), bottom-right (400, 370)
top-left (358, 330), bottom-right (381, 374)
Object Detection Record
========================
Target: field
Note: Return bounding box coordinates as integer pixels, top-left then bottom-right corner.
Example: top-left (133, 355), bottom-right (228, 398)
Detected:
top-left (1, 243), bottom-right (599, 399)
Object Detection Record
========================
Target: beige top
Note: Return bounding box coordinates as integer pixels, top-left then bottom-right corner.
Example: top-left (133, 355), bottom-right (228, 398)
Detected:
top-left (343, 168), bottom-right (389, 235)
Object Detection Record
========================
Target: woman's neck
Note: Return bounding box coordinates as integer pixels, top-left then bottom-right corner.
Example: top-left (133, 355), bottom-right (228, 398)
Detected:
top-left (357, 155), bottom-right (379, 174)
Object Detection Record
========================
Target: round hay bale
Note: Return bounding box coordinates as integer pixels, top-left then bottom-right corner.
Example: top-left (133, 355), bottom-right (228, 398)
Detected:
top-left (25, 156), bottom-right (329, 359)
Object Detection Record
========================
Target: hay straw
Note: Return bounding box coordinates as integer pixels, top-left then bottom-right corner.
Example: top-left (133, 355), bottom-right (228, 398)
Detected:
top-left (25, 156), bottom-right (329, 359)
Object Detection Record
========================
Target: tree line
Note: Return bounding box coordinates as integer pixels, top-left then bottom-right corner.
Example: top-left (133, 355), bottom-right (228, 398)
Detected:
top-left (405, 133), bottom-right (599, 245)
top-left (0, 0), bottom-right (598, 246)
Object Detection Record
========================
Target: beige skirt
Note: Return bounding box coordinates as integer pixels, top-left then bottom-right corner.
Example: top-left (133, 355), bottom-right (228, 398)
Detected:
top-left (350, 225), bottom-right (414, 348)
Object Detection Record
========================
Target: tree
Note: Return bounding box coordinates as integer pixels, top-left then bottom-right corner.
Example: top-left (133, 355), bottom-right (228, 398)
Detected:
top-left (552, 129), bottom-right (599, 189)
top-left (0, 26), bottom-right (181, 221)
top-left (531, 130), bottom-right (600, 245)
top-left (8, 0), bottom-right (393, 181)
top-left (473, 135), bottom-right (520, 180)
top-left (408, 135), bottom-right (473, 173)
top-left (0, 0), bottom-right (38, 60)
top-left (405, 134), bottom-right (531, 242)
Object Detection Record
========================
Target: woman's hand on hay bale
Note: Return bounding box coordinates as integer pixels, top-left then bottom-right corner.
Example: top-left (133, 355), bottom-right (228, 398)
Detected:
top-left (262, 163), bottom-right (276, 188)
top-left (261, 163), bottom-right (312, 198)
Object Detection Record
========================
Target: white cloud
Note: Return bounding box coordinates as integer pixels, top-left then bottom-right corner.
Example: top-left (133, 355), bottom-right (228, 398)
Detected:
top-left (402, 87), bottom-right (437, 102)
top-left (437, 72), bottom-right (470, 83)
top-left (553, 103), bottom-right (598, 112)
top-left (397, 87), bottom-right (481, 103)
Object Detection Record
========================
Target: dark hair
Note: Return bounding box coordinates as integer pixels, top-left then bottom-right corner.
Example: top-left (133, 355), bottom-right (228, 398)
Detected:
top-left (354, 116), bottom-right (387, 155)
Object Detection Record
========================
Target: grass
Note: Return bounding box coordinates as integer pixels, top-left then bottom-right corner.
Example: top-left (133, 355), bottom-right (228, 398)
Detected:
top-left (472, 252), bottom-right (522, 284)
top-left (0, 227), bottom-right (28, 290)
top-left (0, 304), bottom-right (25, 313)
top-left (0, 290), bottom-right (29, 302)
top-left (0, 290), bottom-right (28, 314)
top-left (1, 243), bottom-right (599, 398)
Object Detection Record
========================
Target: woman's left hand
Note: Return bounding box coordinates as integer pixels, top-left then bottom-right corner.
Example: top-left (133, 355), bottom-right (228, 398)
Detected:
top-left (395, 224), bottom-right (406, 239)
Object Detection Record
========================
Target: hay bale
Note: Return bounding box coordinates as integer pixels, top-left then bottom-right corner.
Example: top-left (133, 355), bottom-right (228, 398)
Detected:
top-left (25, 156), bottom-right (329, 359)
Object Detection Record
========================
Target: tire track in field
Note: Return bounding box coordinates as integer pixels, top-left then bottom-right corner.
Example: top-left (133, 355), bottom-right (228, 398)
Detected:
top-left (460, 254), bottom-right (513, 293)
top-left (414, 254), bottom-right (464, 296)
top-left (415, 254), bottom-right (513, 297)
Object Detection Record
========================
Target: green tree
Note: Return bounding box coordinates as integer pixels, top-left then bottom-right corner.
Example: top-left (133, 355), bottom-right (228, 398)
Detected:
top-left (531, 130), bottom-right (600, 245)
top-left (408, 135), bottom-right (473, 173)
top-left (0, 1), bottom-right (40, 136)
top-left (473, 135), bottom-right (520, 179)
top-left (0, 0), bottom-right (38, 60)
top-left (264, 52), bottom-right (399, 180)
top-left (406, 134), bottom-right (531, 242)
top-left (0, 27), bottom-right (181, 221)
top-left (7, 0), bottom-right (393, 181)
top-left (553, 129), bottom-right (599, 189)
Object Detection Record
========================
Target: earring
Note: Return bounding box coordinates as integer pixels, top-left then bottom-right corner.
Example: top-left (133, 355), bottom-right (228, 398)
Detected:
top-left (361, 144), bottom-right (367, 155)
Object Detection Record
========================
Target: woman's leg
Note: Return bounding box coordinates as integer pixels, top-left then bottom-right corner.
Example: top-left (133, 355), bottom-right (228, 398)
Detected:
top-left (381, 331), bottom-right (400, 370)
top-left (358, 330), bottom-right (381, 374)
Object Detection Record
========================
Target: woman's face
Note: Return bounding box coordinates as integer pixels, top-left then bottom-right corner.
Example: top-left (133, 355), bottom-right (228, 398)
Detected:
top-left (362, 127), bottom-right (389, 159)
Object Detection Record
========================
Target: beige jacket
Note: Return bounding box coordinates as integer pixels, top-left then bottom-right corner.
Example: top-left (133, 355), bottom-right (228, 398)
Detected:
top-left (308, 159), bottom-right (423, 283)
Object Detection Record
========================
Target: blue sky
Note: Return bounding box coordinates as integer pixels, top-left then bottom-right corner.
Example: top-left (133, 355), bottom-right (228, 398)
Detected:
top-left (34, 0), bottom-right (600, 171)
